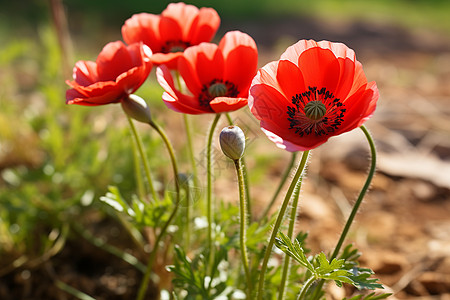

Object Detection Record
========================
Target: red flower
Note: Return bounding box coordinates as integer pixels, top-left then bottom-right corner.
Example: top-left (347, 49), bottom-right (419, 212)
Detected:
top-left (66, 41), bottom-right (152, 106)
top-left (249, 40), bottom-right (379, 151)
top-left (157, 31), bottom-right (258, 114)
top-left (121, 2), bottom-right (220, 69)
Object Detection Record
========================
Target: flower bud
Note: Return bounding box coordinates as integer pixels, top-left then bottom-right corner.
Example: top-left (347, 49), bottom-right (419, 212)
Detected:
top-left (219, 125), bottom-right (246, 160)
top-left (121, 94), bottom-right (152, 123)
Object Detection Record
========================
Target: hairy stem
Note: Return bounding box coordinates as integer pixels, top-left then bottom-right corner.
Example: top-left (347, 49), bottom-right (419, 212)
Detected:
top-left (206, 114), bottom-right (221, 274)
top-left (234, 158), bottom-right (252, 297)
top-left (311, 125), bottom-right (376, 299)
top-left (257, 150), bottom-right (310, 300)
top-left (278, 161), bottom-right (304, 300)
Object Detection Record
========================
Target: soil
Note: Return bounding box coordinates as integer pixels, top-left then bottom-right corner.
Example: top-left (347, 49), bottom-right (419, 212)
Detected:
top-left (2, 15), bottom-right (450, 300)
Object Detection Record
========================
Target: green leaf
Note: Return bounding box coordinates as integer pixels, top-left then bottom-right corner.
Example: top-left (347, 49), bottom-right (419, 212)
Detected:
top-left (347, 268), bottom-right (384, 290)
top-left (99, 186), bottom-right (128, 212)
top-left (275, 232), bottom-right (315, 272)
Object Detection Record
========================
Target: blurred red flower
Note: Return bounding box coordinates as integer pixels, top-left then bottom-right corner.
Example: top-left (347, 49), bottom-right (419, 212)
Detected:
top-left (66, 41), bottom-right (152, 106)
top-left (249, 40), bottom-right (379, 151)
top-left (122, 2), bottom-right (220, 69)
top-left (157, 31), bottom-right (258, 114)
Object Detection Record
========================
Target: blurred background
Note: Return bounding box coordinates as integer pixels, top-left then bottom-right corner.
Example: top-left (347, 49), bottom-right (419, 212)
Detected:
top-left (1, 0), bottom-right (449, 299)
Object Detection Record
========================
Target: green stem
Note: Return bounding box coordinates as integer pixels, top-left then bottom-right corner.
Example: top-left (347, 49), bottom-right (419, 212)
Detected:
top-left (127, 117), bottom-right (158, 201)
top-left (297, 275), bottom-right (317, 300)
top-left (311, 125), bottom-right (376, 299)
top-left (225, 113), bottom-right (252, 219)
top-left (185, 181), bottom-right (191, 248)
top-left (262, 152), bottom-right (298, 219)
top-left (206, 114), bottom-right (221, 273)
top-left (278, 162), bottom-right (304, 300)
top-left (130, 127), bottom-right (146, 201)
top-left (257, 150), bottom-right (310, 300)
top-left (234, 158), bottom-right (252, 298)
top-left (136, 120), bottom-right (181, 300)
top-left (183, 114), bottom-right (198, 183)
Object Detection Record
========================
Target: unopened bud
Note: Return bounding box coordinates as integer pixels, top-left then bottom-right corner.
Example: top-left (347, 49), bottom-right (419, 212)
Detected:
top-left (121, 94), bottom-right (152, 123)
top-left (219, 125), bottom-right (246, 161)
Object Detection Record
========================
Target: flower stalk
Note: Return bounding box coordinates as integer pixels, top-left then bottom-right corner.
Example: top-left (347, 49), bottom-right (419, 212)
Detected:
top-left (279, 162), bottom-right (304, 300)
top-left (257, 150), bottom-right (310, 300)
top-left (206, 113), bottom-right (221, 272)
top-left (127, 117), bottom-right (158, 201)
top-left (234, 158), bottom-right (252, 298)
top-left (311, 125), bottom-right (377, 299)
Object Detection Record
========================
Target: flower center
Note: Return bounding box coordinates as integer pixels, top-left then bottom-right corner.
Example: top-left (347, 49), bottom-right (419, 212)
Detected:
top-left (199, 79), bottom-right (239, 109)
top-left (287, 86), bottom-right (346, 137)
top-left (304, 100), bottom-right (327, 120)
top-left (161, 40), bottom-right (191, 53)
top-left (208, 83), bottom-right (228, 98)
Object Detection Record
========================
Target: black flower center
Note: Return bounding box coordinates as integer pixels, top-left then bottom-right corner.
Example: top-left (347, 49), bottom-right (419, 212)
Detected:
top-left (287, 86), bottom-right (346, 137)
top-left (199, 79), bottom-right (239, 108)
top-left (161, 40), bottom-right (191, 53)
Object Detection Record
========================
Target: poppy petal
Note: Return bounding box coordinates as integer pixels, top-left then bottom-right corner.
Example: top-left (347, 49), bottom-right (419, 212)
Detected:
top-left (260, 127), bottom-right (313, 152)
top-left (188, 7), bottom-right (220, 45)
top-left (116, 66), bottom-right (150, 94)
top-left (66, 85), bottom-right (124, 106)
top-left (96, 41), bottom-right (134, 81)
top-left (280, 40), bottom-right (318, 64)
top-left (73, 61), bottom-right (98, 86)
top-left (161, 2), bottom-right (199, 40)
top-left (248, 84), bottom-right (290, 122)
top-left (183, 43), bottom-right (224, 86)
top-left (334, 57), bottom-right (356, 99)
top-left (317, 40), bottom-right (356, 60)
top-left (157, 65), bottom-right (207, 113)
top-left (276, 60), bottom-right (305, 100)
top-left (298, 47), bottom-right (340, 94)
top-left (177, 54), bottom-right (203, 96)
top-left (150, 52), bottom-right (183, 68)
top-left (219, 31), bottom-right (258, 97)
top-left (253, 61), bottom-right (282, 92)
top-left (210, 97), bottom-right (247, 113)
top-left (122, 13), bottom-right (163, 52)
top-left (162, 91), bottom-right (208, 114)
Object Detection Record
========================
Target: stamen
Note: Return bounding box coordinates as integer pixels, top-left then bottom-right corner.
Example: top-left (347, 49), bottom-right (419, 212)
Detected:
top-left (287, 86), bottom-right (346, 137)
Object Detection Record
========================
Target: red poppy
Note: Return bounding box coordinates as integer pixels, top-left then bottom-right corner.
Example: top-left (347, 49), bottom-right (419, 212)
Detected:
top-left (66, 41), bottom-right (152, 106)
top-left (156, 31), bottom-right (258, 114)
top-left (121, 2), bottom-right (220, 69)
top-left (248, 40), bottom-right (379, 151)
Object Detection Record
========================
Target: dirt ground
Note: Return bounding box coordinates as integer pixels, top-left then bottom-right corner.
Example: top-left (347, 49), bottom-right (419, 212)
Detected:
top-left (1, 16), bottom-right (450, 299)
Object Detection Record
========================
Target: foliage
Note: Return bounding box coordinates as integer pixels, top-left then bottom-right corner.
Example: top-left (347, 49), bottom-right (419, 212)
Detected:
top-left (275, 233), bottom-right (385, 298)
